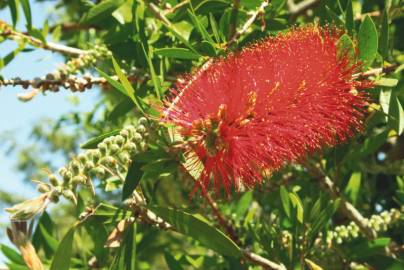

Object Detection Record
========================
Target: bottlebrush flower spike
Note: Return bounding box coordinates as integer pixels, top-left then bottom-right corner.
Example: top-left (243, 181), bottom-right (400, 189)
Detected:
top-left (163, 26), bottom-right (372, 194)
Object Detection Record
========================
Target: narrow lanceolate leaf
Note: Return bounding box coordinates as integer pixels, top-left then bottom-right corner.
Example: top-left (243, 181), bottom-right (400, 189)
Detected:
top-left (280, 186), bottom-right (291, 219)
top-left (149, 206), bottom-right (242, 258)
top-left (337, 34), bottom-right (355, 63)
top-left (19, 0), bottom-right (32, 30)
top-left (289, 193), bottom-right (304, 223)
top-left (142, 45), bottom-right (161, 99)
top-left (375, 78), bottom-right (398, 87)
top-left (388, 94), bottom-right (404, 135)
top-left (379, 10), bottom-right (389, 58)
top-left (122, 161), bottom-right (144, 200)
top-left (8, 0), bottom-right (20, 27)
top-left (344, 172), bottom-right (361, 205)
top-left (81, 0), bottom-right (124, 24)
top-left (111, 57), bottom-right (144, 113)
top-left (80, 130), bottom-right (120, 149)
top-left (154, 48), bottom-right (200, 60)
top-left (358, 15), bottom-right (378, 69)
top-left (345, 0), bottom-right (354, 35)
top-left (50, 227), bottom-right (76, 270)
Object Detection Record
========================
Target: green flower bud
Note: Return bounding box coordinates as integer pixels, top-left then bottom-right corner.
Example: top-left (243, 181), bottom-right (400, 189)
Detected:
top-left (63, 170), bottom-right (73, 184)
top-left (110, 144), bottom-right (120, 155)
top-left (119, 153), bottom-right (131, 164)
top-left (136, 124), bottom-right (146, 134)
top-left (78, 154), bottom-right (87, 163)
top-left (72, 175), bottom-right (86, 185)
top-left (49, 190), bottom-right (60, 203)
top-left (84, 161), bottom-right (95, 172)
top-left (62, 190), bottom-right (77, 205)
top-left (58, 167), bottom-right (67, 177)
top-left (120, 129), bottom-right (129, 138)
top-left (138, 117), bottom-right (148, 125)
top-left (101, 156), bottom-right (116, 167)
top-left (92, 167), bottom-right (106, 179)
top-left (48, 174), bottom-right (59, 186)
top-left (115, 135), bottom-right (125, 147)
top-left (98, 142), bottom-right (108, 155)
top-left (37, 183), bottom-right (51, 193)
top-left (92, 150), bottom-right (101, 163)
top-left (124, 142), bottom-right (137, 154)
top-left (70, 160), bottom-right (81, 174)
top-left (132, 133), bottom-right (143, 143)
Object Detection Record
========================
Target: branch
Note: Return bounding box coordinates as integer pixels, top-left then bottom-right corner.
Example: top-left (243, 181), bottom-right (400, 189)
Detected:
top-left (126, 189), bottom-right (286, 270)
top-left (0, 19), bottom-right (87, 56)
top-left (202, 193), bottom-right (286, 270)
top-left (304, 162), bottom-right (377, 239)
top-left (227, 0), bottom-right (270, 47)
top-left (357, 64), bottom-right (400, 78)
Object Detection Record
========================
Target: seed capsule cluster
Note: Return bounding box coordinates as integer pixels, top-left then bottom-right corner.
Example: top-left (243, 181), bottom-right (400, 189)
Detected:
top-left (327, 208), bottom-right (402, 244)
top-left (37, 118), bottom-right (149, 204)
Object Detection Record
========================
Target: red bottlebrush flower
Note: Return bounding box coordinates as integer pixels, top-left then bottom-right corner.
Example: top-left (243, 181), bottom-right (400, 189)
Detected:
top-left (163, 26), bottom-right (372, 194)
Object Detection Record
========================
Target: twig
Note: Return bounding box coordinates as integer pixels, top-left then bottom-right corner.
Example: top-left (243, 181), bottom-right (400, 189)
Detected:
top-left (304, 161), bottom-right (377, 239)
top-left (202, 193), bottom-right (286, 270)
top-left (203, 193), bottom-right (242, 245)
top-left (126, 189), bottom-right (286, 270)
top-left (163, 0), bottom-right (190, 15)
top-left (357, 64), bottom-right (400, 78)
top-left (0, 19), bottom-right (86, 56)
top-left (227, 0), bottom-right (270, 47)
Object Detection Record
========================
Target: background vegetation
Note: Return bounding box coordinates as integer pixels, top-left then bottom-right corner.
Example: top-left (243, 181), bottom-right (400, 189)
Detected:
top-left (0, 0), bottom-right (404, 269)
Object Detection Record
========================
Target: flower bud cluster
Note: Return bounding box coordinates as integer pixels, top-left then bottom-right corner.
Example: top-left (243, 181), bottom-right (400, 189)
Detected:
top-left (36, 118), bottom-right (149, 205)
top-left (327, 208), bottom-right (402, 244)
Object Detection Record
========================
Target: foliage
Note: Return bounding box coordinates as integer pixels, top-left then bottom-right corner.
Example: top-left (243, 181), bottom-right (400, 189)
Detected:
top-left (0, 0), bottom-right (404, 269)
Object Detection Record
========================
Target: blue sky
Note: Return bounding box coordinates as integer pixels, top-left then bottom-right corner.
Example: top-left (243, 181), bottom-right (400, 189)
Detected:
top-left (0, 0), bottom-right (99, 259)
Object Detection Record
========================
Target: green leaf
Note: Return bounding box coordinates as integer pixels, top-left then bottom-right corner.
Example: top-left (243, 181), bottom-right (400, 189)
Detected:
top-left (309, 199), bottom-right (340, 239)
top-left (50, 227), bottom-right (76, 270)
top-left (234, 191), bottom-right (253, 218)
top-left (325, 6), bottom-right (344, 27)
top-left (187, 8), bottom-right (214, 43)
top-left (38, 224), bottom-right (59, 253)
top-left (305, 258), bottom-right (324, 270)
top-left (0, 46), bottom-right (25, 70)
top-left (197, 40), bottom-right (217, 56)
top-left (96, 68), bottom-right (127, 96)
top-left (209, 13), bottom-right (222, 43)
top-left (149, 206), bottom-right (242, 258)
top-left (108, 99), bottom-right (134, 122)
top-left (163, 23), bottom-right (199, 54)
top-left (142, 45), bottom-right (161, 99)
top-left (122, 161), bottom-right (144, 200)
top-left (164, 252), bottom-right (184, 270)
top-left (388, 94), bottom-right (404, 135)
top-left (92, 203), bottom-right (132, 223)
top-left (154, 48), bottom-right (200, 60)
top-left (345, 172), bottom-right (361, 205)
top-left (81, 0), bottom-right (125, 24)
top-left (379, 10), bottom-right (389, 58)
top-left (80, 129), bottom-right (120, 149)
top-left (1, 245), bottom-right (25, 265)
top-left (111, 57), bottom-right (144, 112)
top-left (337, 34), bottom-right (355, 63)
top-left (351, 238), bottom-right (391, 259)
top-left (194, 0), bottom-right (230, 15)
top-left (358, 15), bottom-right (378, 69)
top-left (280, 186), bottom-right (291, 219)
top-left (8, 0), bottom-right (20, 27)
top-left (375, 78), bottom-right (398, 87)
top-left (345, 0), bottom-right (354, 35)
top-left (20, 0), bottom-right (31, 30)
top-left (289, 192), bottom-right (304, 223)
